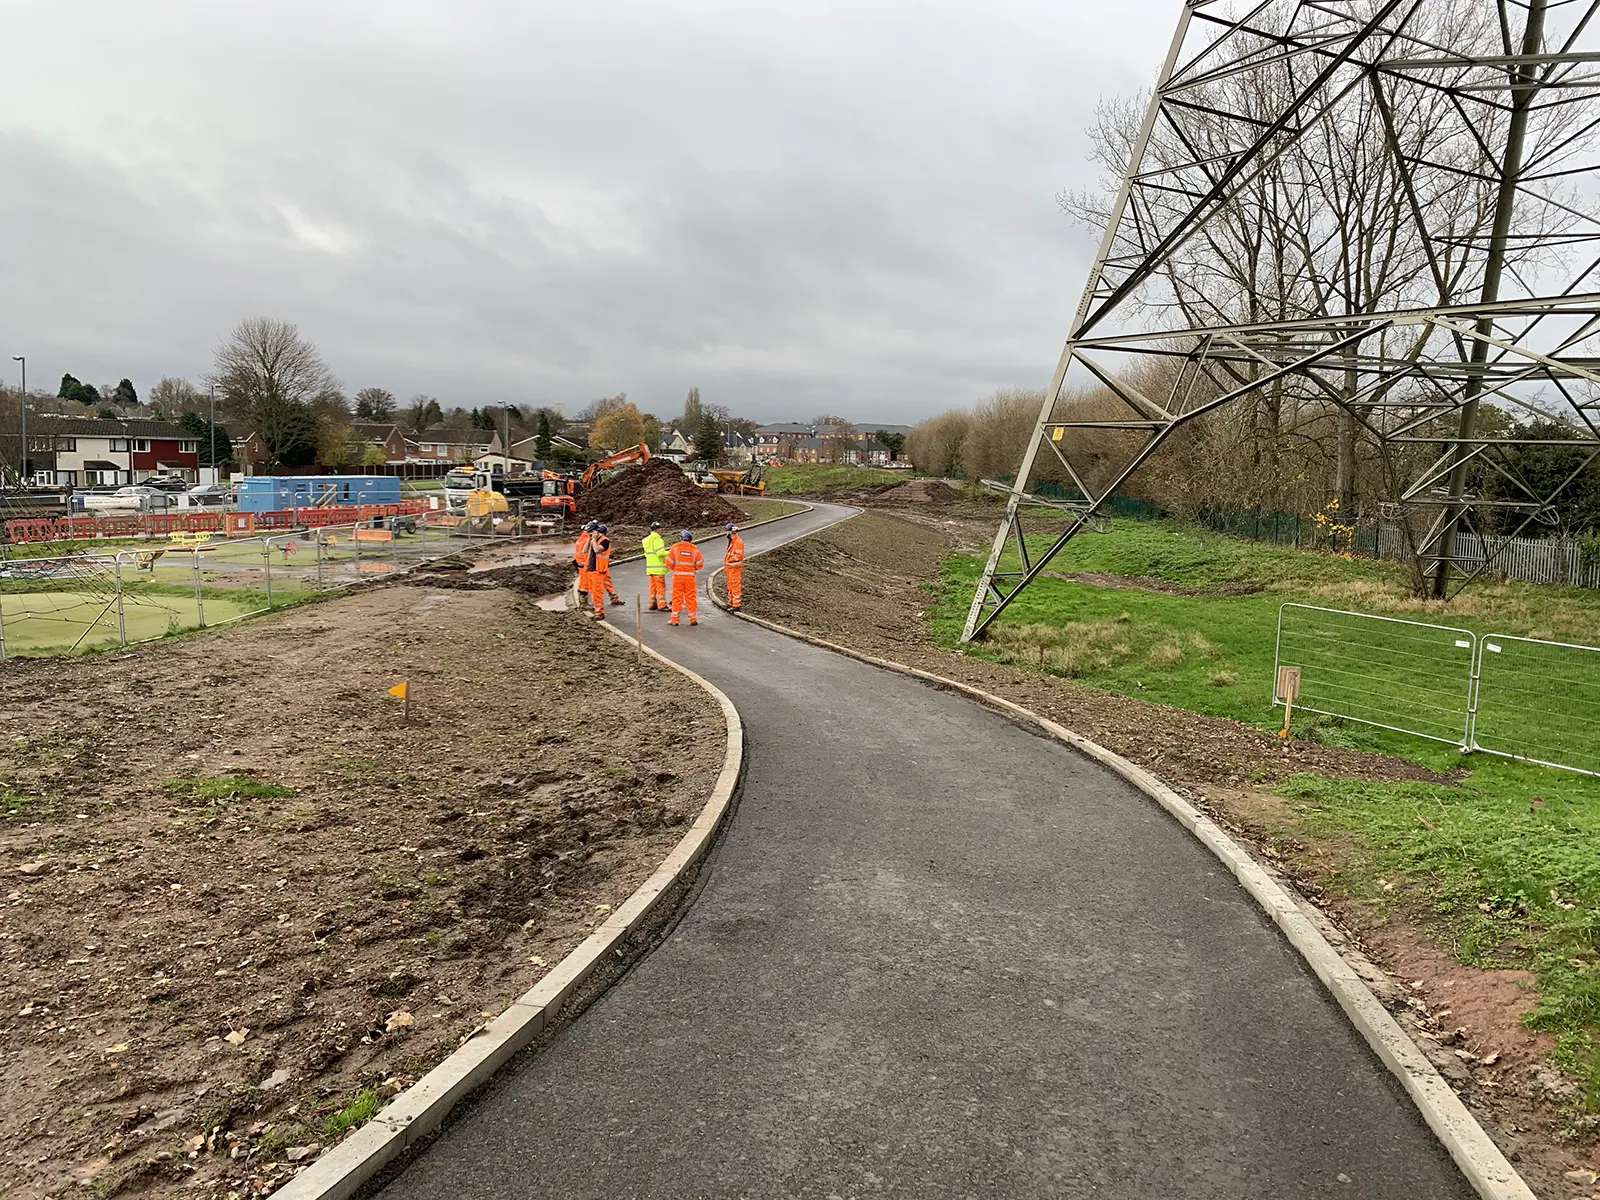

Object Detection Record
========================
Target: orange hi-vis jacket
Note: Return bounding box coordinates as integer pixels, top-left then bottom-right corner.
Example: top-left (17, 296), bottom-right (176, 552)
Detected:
top-left (587, 534), bottom-right (612, 573)
top-left (573, 531), bottom-right (591, 569)
top-left (666, 541), bottom-right (704, 574)
top-left (724, 533), bottom-right (745, 567)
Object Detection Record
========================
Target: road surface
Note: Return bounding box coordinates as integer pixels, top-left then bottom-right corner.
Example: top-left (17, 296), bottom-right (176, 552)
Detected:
top-left (378, 502), bottom-right (1472, 1199)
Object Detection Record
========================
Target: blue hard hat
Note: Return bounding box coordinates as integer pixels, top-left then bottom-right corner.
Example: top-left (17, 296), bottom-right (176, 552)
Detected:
top-left (680, 529), bottom-right (693, 541)
top-left (598, 524), bottom-right (609, 533)
top-left (584, 520), bottom-right (598, 531)
top-left (725, 523), bottom-right (736, 531)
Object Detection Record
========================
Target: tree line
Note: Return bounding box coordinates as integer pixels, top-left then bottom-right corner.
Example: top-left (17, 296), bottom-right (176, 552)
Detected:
top-left (907, 0), bottom-right (1600, 541)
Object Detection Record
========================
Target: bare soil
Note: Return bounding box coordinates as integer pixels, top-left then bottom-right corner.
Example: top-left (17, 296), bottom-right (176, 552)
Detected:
top-left (737, 507), bottom-right (1599, 1200)
top-left (576, 459), bottom-right (741, 529)
top-left (0, 575), bottom-right (723, 1199)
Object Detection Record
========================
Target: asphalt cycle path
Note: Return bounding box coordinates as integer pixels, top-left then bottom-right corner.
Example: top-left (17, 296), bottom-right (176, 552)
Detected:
top-left (379, 502), bottom-right (1473, 1199)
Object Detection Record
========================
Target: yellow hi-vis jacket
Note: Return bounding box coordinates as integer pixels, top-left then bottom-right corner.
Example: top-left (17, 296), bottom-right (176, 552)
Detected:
top-left (641, 530), bottom-right (669, 575)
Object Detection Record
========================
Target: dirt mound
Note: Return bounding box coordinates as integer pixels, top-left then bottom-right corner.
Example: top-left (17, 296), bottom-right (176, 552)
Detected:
top-left (577, 458), bottom-right (741, 528)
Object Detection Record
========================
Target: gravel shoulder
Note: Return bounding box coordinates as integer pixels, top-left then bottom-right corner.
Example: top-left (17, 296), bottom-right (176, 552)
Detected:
top-left (0, 568), bottom-right (723, 1199)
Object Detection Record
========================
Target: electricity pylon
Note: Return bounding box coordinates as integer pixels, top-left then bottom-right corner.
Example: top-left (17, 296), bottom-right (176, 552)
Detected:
top-left (964, 0), bottom-right (1600, 642)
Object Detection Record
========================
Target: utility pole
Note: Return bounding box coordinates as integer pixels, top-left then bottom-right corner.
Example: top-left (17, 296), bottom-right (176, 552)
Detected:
top-left (208, 380), bottom-right (217, 485)
top-left (1430, 0), bottom-right (1548, 598)
top-left (10, 355), bottom-right (24, 487)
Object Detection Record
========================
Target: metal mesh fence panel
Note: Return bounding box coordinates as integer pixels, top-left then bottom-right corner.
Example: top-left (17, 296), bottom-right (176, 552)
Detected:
top-left (0, 512), bottom-right (527, 659)
top-left (1274, 604), bottom-right (1477, 745)
top-left (1473, 636), bottom-right (1600, 776)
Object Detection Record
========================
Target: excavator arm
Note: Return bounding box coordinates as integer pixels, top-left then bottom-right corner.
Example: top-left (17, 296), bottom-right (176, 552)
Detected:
top-left (579, 442), bottom-right (652, 487)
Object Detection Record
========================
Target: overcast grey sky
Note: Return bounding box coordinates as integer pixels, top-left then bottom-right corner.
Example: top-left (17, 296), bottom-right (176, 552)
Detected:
top-left (3, 0), bottom-right (1178, 423)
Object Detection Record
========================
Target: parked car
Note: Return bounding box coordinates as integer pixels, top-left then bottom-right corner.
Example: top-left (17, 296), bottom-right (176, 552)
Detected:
top-left (186, 483), bottom-right (231, 506)
top-left (144, 476), bottom-right (190, 492)
top-left (83, 486), bottom-right (177, 513)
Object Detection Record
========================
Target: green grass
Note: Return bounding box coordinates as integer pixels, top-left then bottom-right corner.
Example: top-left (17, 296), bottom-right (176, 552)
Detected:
top-left (0, 588), bottom-right (278, 655)
top-left (934, 516), bottom-right (1600, 1103)
top-left (317, 1088), bottom-right (383, 1139)
top-left (763, 464), bottom-right (905, 494)
top-left (0, 784), bottom-right (52, 823)
top-left (163, 775), bottom-right (293, 801)
top-left (935, 519), bottom-right (1600, 766)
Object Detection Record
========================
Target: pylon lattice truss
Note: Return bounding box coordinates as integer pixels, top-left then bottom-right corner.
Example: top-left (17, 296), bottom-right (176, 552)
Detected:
top-left (964, 0), bottom-right (1600, 642)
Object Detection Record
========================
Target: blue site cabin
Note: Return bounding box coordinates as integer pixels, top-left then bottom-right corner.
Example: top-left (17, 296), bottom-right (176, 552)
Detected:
top-left (235, 475), bottom-right (401, 513)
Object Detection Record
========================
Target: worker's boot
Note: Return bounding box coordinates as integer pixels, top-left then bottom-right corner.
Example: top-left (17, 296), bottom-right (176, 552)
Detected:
top-left (610, 597), bottom-right (625, 607)
top-left (689, 618), bottom-right (698, 626)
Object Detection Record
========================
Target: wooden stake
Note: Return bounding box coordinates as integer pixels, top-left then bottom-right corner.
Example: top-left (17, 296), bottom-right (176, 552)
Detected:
top-left (1276, 665), bottom-right (1301, 739)
top-left (635, 594), bottom-right (643, 661)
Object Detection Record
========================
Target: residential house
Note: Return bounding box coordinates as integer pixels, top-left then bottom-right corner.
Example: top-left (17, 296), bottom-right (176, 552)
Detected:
top-left (27, 417), bottom-right (203, 487)
top-left (409, 422), bottom-right (492, 463)
top-left (350, 422), bottom-right (409, 464)
top-left (788, 437), bottom-right (826, 465)
top-left (232, 431), bottom-right (268, 472)
top-left (752, 422), bottom-right (814, 462)
top-left (722, 430), bottom-right (755, 465)
top-left (657, 427), bottom-right (695, 463)
top-left (472, 450), bottom-right (538, 476)
top-left (507, 434), bottom-right (587, 460)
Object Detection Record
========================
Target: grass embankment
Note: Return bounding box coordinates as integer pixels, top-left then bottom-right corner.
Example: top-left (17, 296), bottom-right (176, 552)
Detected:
top-left (763, 464), bottom-right (905, 494)
top-left (935, 519), bottom-right (1600, 1103)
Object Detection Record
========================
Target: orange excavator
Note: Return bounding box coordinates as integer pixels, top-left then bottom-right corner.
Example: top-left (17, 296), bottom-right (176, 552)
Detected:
top-left (580, 443), bottom-right (652, 487)
top-left (527, 444), bottom-right (654, 520)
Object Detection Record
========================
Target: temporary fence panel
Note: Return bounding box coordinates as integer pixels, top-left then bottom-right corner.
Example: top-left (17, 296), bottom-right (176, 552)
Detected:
top-left (0, 513), bottom-right (530, 660)
top-left (1273, 604), bottom-right (1477, 746)
top-left (1472, 635), bottom-right (1600, 776)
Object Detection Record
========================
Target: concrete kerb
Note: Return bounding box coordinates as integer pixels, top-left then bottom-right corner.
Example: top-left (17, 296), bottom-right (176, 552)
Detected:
top-left (269, 613), bottom-right (746, 1200)
top-left (706, 523), bottom-right (1534, 1200)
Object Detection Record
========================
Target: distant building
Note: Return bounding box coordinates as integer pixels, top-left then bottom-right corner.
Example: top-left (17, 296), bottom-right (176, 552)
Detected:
top-left (350, 422), bottom-right (410, 463)
top-left (410, 422), bottom-right (492, 462)
top-left (26, 416), bottom-right (204, 486)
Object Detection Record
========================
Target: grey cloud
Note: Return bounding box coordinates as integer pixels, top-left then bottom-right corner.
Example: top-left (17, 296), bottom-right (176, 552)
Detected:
top-left (2, 0), bottom-right (1179, 422)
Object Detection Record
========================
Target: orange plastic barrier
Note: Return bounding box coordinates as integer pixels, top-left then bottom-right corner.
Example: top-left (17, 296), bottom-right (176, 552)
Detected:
top-left (6, 501), bottom-right (431, 545)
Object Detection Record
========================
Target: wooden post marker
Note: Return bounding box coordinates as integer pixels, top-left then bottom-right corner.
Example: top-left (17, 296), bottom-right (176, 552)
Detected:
top-left (389, 680), bottom-right (411, 722)
top-left (635, 594), bottom-right (643, 661)
top-left (1276, 666), bottom-right (1301, 739)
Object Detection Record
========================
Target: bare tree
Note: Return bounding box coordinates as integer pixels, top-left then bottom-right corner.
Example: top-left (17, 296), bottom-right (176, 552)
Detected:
top-left (354, 387), bottom-right (397, 421)
top-left (213, 317), bottom-right (338, 468)
top-left (148, 376), bottom-right (204, 416)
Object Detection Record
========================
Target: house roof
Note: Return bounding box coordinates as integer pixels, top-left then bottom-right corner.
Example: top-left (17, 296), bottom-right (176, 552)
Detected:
top-left (32, 416), bottom-right (193, 438)
top-left (791, 437), bottom-right (827, 449)
top-left (858, 423), bottom-right (913, 436)
top-left (351, 422), bottom-right (402, 441)
top-left (754, 423), bottom-right (813, 436)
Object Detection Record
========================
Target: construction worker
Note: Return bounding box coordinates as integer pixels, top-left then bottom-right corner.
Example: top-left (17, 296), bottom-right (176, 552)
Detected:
top-left (595, 523), bottom-right (624, 609)
top-left (723, 522), bottom-right (745, 610)
top-left (585, 524), bottom-right (622, 618)
top-left (574, 520), bottom-right (597, 608)
top-left (641, 521), bottom-right (669, 611)
top-left (666, 529), bottom-right (704, 626)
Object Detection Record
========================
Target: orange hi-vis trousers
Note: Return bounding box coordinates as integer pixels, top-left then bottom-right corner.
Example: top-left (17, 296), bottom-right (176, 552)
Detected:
top-left (648, 574), bottom-right (667, 609)
top-left (670, 574), bottom-right (698, 623)
top-left (723, 565), bottom-right (742, 607)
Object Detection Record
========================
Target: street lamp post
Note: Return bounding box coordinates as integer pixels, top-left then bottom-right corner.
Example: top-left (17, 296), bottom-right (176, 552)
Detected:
top-left (208, 381), bottom-right (216, 485)
top-left (10, 355), bottom-right (24, 487)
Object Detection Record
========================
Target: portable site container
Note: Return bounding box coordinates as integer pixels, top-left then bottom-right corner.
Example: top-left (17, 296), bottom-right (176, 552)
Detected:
top-left (235, 475), bottom-right (401, 513)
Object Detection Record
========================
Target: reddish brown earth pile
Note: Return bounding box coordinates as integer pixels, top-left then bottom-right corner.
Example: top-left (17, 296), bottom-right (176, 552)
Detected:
top-left (577, 459), bottom-right (741, 528)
